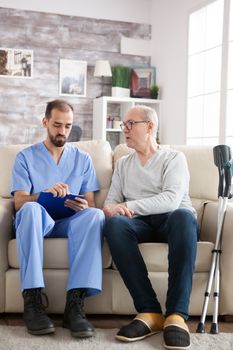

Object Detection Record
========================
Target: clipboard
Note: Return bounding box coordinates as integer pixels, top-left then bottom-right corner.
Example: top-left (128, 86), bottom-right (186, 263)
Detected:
top-left (37, 192), bottom-right (84, 220)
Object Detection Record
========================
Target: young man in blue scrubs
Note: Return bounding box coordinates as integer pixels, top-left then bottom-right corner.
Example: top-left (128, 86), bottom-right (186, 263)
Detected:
top-left (11, 99), bottom-right (104, 337)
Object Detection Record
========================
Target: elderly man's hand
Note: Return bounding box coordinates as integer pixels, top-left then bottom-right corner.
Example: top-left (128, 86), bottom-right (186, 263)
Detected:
top-left (103, 203), bottom-right (134, 218)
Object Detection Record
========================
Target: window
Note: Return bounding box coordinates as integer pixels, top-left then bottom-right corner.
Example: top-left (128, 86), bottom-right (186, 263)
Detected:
top-left (187, 0), bottom-right (233, 149)
top-left (226, 0), bottom-right (233, 147)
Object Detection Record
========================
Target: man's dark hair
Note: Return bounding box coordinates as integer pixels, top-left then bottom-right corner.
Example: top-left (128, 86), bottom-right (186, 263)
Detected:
top-left (45, 99), bottom-right (74, 119)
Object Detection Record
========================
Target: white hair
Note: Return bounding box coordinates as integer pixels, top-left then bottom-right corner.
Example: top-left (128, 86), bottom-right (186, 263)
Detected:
top-left (133, 105), bottom-right (158, 137)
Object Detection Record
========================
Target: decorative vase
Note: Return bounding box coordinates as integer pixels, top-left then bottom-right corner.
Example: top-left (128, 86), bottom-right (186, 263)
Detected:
top-left (150, 92), bottom-right (158, 99)
top-left (112, 87), bottom-right (130, 97)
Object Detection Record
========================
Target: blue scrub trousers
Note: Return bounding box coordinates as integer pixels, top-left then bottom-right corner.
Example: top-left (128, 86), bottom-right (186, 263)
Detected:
top-left (15, 202), bottom-right (105, 296)
top-left (103, 209), bottom-right (198, 319)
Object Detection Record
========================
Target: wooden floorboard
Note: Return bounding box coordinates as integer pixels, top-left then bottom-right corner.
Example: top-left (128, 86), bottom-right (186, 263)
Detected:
top-left (0, 314), bottom-right (233, 333)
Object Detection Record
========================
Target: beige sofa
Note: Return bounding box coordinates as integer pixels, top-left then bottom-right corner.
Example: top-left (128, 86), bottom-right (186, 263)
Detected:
top-left (0, 140), bottom-right (233, 316)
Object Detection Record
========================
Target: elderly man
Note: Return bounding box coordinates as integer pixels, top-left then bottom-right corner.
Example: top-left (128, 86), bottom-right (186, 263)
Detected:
top-left (103, 105), bottom-right (198, 350)
top-left (11, 99), bottom-right (104, 338)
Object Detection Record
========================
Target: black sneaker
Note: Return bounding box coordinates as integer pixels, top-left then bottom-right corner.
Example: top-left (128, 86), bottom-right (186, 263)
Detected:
top-left (63, 288), bottom-right (94, 338)
top-left (23, 288), bottom-right (55, 335)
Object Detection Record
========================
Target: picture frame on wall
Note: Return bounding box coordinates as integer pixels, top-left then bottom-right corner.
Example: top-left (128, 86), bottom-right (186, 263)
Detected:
top-left (0, 48), bottom-right (33, 78)
top-left (131, 67), bottom-right (156, 98)
top-left (59, 59), bottom-right (87, 97)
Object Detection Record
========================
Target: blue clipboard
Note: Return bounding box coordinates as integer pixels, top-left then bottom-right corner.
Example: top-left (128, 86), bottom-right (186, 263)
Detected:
top-left (37, 192), bottom-right (84, 220)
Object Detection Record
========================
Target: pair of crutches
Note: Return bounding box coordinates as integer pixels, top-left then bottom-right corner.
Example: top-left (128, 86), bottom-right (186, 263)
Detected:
top-left (197, 145), bottom-right (232, 334)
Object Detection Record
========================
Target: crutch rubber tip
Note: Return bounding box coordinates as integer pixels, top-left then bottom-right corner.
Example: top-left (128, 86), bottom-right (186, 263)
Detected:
top-left (210, 323), bottom-right (219, 334)
top-left (196, 322), bottom-right (205, 333)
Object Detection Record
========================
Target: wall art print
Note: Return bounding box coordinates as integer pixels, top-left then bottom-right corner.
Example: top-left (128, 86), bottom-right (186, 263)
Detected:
top-left (0, 48), bottom-right (33, 78)
top-left (59, 59), bottom-right (87, 97)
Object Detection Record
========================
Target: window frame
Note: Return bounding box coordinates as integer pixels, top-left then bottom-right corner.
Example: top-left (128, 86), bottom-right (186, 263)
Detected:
top-left (186, 0), bottom-right (232, 146)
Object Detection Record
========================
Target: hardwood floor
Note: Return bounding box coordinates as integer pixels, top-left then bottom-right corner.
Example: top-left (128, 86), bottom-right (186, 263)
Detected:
top-left (0, 314), bottom-right (233, 333)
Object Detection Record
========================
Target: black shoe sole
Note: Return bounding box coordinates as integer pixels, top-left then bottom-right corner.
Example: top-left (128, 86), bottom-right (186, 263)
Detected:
top-left (63, 323), bottom-right (94, 338)
top-left (163, 343), bottom-right (191, 350)
top-left (28, 327), bottom-right (55, 335)
top-left (71, 330), bottom-right (94, 338)
top-left (116, 330), bottom-right (161, 342)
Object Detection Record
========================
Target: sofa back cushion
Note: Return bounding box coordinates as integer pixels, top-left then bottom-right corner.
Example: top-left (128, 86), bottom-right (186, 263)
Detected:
top-left (113, 144), bottom-right (219, 201)
top-left (0, 140), bottom-right (113, 209)
top-left (171, 145), bottom-right (218, 201)
top-left (0, 144), bottom-right (29, 198)
top-left (74, 140), bottom-right (113, 208)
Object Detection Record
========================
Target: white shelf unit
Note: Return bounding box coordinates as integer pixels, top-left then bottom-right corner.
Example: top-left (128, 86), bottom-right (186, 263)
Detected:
top-left (93, 96), bottom-right (162, 149)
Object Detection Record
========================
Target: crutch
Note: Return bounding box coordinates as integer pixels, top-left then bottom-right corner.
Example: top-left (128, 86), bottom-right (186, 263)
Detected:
top-left (196, 145), bottom-right (232, 334)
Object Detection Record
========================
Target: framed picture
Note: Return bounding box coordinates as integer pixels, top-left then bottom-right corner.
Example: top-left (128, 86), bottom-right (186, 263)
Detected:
top-left (131, 67), bottom-right (156, 98)
top-left (0, 48), bottom-right (33, 78)
top-left (59, 59), bottom-right (87, 97)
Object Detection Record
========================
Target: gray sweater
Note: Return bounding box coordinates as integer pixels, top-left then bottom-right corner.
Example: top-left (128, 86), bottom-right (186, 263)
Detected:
top-left (105, 147), bottom-right (196, 216)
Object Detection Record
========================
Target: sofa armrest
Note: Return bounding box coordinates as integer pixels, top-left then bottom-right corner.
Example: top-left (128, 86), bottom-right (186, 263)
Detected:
top-left (0, 198), bottom-right (14, 312)
top-left (200, 202), bottom-right (233, 315)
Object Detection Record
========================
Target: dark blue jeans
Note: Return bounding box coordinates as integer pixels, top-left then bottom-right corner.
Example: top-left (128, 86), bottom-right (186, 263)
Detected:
top-left (103, 209), bottom-right (198, 320)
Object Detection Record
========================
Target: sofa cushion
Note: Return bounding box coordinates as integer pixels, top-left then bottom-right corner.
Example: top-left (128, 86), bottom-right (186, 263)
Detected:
top-left (113, 144), bottom-right (219, 202)
top-left (0, 144), bottom-right (29, 198)
top-left (0, 140), bottom-right (113, 209)
top-left (170, 145), bottom-right (218, 201)
top-left (112, 241), bottom-right (214, 272)
top-left (113, 143), bottom-right (135, 165)
top-left (191, 197), bottom-right (212, 227)
top-left (8, 239), bottom-right (112, 269)
top-left (73, 140), bottom-right (113, 208)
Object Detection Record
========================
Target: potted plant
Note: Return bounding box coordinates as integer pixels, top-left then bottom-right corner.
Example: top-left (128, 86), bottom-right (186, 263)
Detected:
top-left (111, 65), bottom-right (132, 97)
top-left (149, 84), bottom-right (159, 99)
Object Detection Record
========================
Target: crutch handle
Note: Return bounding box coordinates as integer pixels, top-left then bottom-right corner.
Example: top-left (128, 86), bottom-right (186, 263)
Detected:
top-left (213, 145), bottom-right (232, 197)
top-left (224, 162), bottom-right (232, 198)
top-left (213, 145), bottom-right (231, 166)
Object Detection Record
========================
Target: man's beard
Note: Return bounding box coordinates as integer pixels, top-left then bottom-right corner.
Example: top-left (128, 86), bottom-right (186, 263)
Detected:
top-left (48, 132), bottom-right (67, 147)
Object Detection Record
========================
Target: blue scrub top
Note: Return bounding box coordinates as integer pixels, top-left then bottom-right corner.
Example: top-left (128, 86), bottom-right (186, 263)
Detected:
top-left (11, 143), bottom-right (99, 196)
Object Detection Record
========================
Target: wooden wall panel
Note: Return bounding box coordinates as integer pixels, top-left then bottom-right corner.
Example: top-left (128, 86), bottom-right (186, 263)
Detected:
top-left (0, 7), bottom-right (151, 144)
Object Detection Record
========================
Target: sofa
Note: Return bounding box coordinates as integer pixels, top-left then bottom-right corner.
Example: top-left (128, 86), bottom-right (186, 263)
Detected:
top-left (0, 139), bottom-right (233, 316)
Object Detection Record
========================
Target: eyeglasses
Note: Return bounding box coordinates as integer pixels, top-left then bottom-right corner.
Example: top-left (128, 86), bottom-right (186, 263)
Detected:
top-left (120, 120), bottom-right (149, 131)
